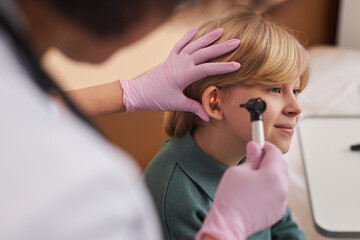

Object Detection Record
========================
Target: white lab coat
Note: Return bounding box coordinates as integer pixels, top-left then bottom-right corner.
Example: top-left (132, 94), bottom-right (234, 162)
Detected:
top-left (0, 28), bottom-right (163, 240)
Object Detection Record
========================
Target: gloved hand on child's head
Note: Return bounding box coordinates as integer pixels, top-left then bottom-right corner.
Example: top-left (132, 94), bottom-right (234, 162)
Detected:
top-left (120, 27), bottom-right (241, 121)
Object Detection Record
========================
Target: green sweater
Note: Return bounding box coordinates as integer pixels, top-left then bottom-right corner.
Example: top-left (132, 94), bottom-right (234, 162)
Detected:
top-left (144, 132), bottom-right (306, 240)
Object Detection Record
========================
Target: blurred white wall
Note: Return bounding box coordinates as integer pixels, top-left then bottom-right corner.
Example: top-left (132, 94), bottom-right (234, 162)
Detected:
top-left (337, 0), bottom-right (360, 50)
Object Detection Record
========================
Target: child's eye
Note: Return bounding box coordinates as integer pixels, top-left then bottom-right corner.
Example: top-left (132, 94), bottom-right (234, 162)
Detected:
top-left (269, 87), bottom-right (281, 94)
top-left (293, 89), bottom-right (301, 96)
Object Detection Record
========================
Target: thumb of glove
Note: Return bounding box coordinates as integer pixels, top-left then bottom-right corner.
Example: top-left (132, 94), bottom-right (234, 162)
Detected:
top-left (259, 142), bottom-right (285, 172)
top-left (182, 98), bottom-right (210, 122)
top-left (243, 141), bottom-right (262, 170)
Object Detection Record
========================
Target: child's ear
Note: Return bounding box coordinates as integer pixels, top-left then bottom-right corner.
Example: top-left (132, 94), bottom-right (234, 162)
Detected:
top-left (202, 86), bottom-right (223, 121)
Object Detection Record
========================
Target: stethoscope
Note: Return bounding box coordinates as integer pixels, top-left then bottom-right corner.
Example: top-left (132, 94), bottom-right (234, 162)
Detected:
top-left (0, 10), bottom-right (96, 130)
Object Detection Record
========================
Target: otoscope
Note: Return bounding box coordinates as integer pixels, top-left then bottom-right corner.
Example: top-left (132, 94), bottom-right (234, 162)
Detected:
top-left (240, 98), bottom-right (267, 149)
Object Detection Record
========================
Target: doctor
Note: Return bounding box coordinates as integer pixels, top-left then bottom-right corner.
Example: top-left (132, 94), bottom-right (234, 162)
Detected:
top-left (0, 0), bottom-right (289, 239)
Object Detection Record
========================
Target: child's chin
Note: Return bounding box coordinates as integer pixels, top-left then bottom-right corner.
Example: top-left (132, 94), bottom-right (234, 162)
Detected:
top-left (281, 147), bottom-right (290, 154)
top-left (276, 141), bottom-right (291, 154)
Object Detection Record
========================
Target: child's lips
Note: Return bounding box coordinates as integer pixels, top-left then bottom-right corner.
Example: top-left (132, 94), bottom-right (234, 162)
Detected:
top-left (274, 124), bottom-right (295, 135)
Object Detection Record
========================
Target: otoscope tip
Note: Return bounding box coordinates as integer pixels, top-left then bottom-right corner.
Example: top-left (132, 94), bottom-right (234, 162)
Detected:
top-left (240, 103), bottom-right (246, 108)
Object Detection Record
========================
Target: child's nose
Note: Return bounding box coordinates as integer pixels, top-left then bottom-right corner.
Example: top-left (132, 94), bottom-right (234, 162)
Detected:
top-left (283, 96), bottom-right (302, 117)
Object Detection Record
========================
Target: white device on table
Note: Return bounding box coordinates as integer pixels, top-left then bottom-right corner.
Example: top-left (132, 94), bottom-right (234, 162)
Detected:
top-left (298, 115), bottom-right (360, 238)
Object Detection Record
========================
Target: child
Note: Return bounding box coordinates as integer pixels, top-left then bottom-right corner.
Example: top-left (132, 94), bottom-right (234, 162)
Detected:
top-left (144, 8), bottom-right (309, 240)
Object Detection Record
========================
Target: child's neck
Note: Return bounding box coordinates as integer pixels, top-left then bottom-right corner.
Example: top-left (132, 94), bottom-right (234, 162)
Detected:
top-left (192, 126), bottom-right (246, 167)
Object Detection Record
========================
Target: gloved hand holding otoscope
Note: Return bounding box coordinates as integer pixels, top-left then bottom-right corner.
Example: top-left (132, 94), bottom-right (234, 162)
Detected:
top-left (240, 98), bottom-right (267, 149)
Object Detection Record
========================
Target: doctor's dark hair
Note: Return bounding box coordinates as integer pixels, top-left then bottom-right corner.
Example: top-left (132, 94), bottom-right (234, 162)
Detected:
top-left (164, 8), bottom-right (310, 137)
top-left (43, 0), bottom-right (183, 36)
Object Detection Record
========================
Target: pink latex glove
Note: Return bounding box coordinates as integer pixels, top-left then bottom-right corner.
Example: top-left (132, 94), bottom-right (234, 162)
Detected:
top-left (196, 141), bottom-right (288, 240)
top-left (120, 27), bottom-right (240, 121)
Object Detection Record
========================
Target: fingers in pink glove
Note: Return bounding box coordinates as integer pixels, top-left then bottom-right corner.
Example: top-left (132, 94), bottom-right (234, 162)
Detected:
top-left (195, 62), bottom-right (241, 81)
top-left (172, 27), bottom-right (241, 83)
top-left (259, 141), bottom-right (288, 208)
top-left (181, 28), bottom-right (225, 55)
top-left (244, 141), bottom-right (287, 171)
top-left (171, 27), bottom-right (199, 55)
top-left (192, 39), bottom-right (241, 65)
top-left (243, 141), bottom-right (263, 169)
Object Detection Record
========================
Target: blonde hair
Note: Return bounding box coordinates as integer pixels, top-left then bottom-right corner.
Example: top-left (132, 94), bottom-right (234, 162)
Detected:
top-left (165, 8), bottom-right (310, 137)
